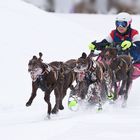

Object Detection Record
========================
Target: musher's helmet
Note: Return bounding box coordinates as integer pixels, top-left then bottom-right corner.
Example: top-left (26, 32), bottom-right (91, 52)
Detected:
top-left (115, 12), bottom-right (132, 28)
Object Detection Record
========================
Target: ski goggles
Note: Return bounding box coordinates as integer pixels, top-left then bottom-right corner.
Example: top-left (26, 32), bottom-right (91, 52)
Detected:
top-left (115, 21), bottom-right (128, 28)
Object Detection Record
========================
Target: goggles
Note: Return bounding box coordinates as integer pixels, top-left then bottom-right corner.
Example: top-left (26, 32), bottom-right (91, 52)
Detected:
top-left (116, 21), bottom-right (128, 28)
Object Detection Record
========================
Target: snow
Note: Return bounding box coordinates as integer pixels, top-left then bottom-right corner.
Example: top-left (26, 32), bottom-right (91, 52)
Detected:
top-left (0, 0), bottom-right (140, 140)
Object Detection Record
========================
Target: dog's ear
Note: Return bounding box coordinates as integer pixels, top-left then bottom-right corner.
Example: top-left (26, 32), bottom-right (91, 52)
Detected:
top-left (81, 52), bottom-right (87, 59)
top-left (39, 52), bottom-right (43, 58)
top-left (38, 52), bottom-right (43, 61)
top-left (113, 48), bottom-right (118, 57)
top-left (109, 48), bottom-right (117, 57)
top-left (33, 55), bottom-right (37, 60)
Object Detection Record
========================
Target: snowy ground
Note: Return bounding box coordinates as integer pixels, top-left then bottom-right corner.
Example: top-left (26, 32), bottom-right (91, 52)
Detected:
top-left (0, 0), bottom-right (140, 140)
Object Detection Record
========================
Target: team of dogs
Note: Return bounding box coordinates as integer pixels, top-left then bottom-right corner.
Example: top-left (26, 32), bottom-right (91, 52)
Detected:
top-left (26, 48), bottom-right (133, 118)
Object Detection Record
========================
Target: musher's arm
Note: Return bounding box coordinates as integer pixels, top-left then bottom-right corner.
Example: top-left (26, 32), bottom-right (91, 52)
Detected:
top-left (88, 30), bottom-right (114, 52)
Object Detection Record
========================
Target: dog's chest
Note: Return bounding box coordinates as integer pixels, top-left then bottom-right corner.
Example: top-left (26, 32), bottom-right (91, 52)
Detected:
top-left (36, 76), bottom-right (49, 91)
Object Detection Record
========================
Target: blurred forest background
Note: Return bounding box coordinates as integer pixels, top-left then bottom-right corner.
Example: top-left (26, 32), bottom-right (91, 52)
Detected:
top-left (23, 0), bottom-right (140, 14)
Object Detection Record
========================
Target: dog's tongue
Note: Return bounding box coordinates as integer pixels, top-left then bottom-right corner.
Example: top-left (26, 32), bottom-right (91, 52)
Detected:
top-left (77, 71), bottom-right (85, 81)
top-left (106, 59), bottom-right (112, 65)
top-left (31, 74), bottom-right (37, 82)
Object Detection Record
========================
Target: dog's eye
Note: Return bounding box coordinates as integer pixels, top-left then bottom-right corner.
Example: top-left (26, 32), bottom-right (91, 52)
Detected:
top-left (33, 61), bottom-right (38, 66)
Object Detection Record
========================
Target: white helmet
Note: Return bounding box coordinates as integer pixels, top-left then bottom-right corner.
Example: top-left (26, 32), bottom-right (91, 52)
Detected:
top-left (115, 12), bottom-right (132, 27)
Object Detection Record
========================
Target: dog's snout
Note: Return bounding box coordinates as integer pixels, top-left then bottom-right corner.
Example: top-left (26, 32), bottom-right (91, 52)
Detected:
top-left (30, 71), bottom-right (35, 75)
top-left (28, 68), bottom-right (31, 72)
top-left (76, 65), bottom-right (80, 69)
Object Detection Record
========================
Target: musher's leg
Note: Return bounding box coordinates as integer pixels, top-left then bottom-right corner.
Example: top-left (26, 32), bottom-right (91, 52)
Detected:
top-left (132, 63), bottom-right (140, 80)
